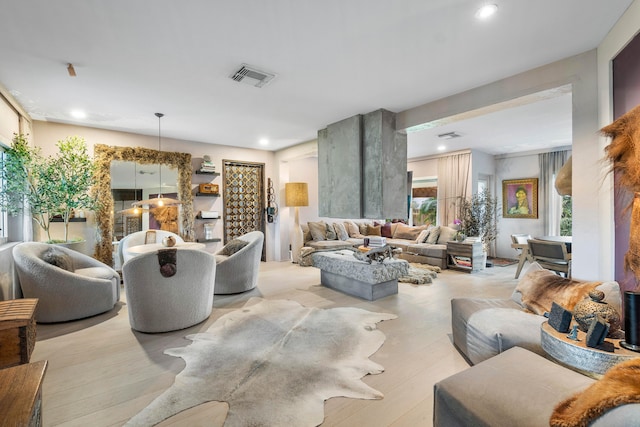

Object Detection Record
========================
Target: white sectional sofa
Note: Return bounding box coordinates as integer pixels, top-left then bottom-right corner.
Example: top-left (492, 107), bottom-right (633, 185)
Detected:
top-left (301, 220), bottom-right (459, 269)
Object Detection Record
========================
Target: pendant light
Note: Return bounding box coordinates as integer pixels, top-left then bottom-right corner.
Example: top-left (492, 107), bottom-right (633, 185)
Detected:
top-left (133, 112), bottom-right (181, 207)
top-left (117, 162), bottom-right (149, 216)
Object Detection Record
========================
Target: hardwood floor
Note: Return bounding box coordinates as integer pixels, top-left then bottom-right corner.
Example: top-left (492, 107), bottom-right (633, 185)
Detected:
top-left (31, 261), bottom-right (519, 426)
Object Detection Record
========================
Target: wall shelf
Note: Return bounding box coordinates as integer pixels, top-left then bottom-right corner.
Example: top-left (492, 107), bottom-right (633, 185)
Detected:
top-left (50, 217), bottom-right (87, 223)
top-left (195, 192), bottom-right (220, 197)
top-left (195, 215), bottom-right (219, 220)
top-left (196, 238), bottom-right (221, 243)
top-left (194, 171), bottom-right (219, 176)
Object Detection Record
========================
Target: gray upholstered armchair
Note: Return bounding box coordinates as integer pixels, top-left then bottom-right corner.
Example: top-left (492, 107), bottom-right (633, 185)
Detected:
top-left (214, 231), bottom-right (264, 294)
top-left (122, 248), bottom-right (215, 333)
top-left (13, 242), bottom-right (120, 323)
top-left (118, 230), bottom-right (184, 266)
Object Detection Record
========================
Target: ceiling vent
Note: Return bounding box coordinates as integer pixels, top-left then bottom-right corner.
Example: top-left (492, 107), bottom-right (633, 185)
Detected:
top-left (437, 131), bottom-right (461, 139)
top-left (229, 64), bottom-right (277, 88)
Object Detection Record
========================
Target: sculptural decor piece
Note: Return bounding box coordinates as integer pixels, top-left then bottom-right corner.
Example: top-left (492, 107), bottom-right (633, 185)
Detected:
top-left (93, 144), bottom-right (194, 265)
top-left (573, 290), bottom-right (621, 337)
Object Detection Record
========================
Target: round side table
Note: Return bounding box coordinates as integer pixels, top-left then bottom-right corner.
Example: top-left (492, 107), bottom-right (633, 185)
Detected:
top-left (540, 321), bottom-right (639, 378)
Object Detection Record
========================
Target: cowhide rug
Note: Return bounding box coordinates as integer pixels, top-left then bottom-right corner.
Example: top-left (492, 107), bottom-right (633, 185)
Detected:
top-left (126, 298), bottom-right (397, 426)
top-left (398, 262), bottom-right (440, 284)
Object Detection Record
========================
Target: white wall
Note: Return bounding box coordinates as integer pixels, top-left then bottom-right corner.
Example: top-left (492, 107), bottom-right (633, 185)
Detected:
top-left (494, 152), bottom-right (545, 258)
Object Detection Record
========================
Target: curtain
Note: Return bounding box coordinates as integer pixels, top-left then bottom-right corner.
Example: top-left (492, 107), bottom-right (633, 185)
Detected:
top-left (437, 153), bottom-right (471, 226)
top-left (538, 150), bottom-right (570, 235)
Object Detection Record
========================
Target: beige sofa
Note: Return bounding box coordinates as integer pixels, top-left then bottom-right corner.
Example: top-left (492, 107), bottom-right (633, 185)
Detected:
top-left (302, 220), bottom-right (458, 269)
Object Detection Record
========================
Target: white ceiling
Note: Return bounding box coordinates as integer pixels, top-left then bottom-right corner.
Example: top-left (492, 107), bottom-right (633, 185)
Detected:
top-left (0, 1), bottom-right (632, 158)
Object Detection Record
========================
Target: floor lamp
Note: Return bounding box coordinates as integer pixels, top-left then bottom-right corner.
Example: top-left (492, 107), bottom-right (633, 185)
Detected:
top-left (285, 182), bottom-right (308, 263)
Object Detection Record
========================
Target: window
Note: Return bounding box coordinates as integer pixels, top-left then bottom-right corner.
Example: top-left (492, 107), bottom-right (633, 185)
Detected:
top-left (560, 195), bottom-right (572, 236)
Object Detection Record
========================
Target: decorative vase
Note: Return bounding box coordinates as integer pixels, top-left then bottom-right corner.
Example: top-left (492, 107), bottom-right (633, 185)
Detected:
top-left (573, 290), bottom-right (621, 336)
top-left (622, 291), bottom-right (640, 352)
top-left (162, 236), bottom-right (177, 247)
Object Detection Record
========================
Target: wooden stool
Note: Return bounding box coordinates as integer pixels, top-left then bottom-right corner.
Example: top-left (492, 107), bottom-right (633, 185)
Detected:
top-left (0, 298), bottom-right (38, 369)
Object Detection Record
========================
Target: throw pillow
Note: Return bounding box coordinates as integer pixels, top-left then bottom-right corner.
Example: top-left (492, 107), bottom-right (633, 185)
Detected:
top-left (42, 247), bottom-right (74, 271)
top-left (415, 229), bottom-right (431, 244)
top-left (366, 224), bottom-right (382, 236)
top-left (393, 223), bottom-right (423, 240)
top-left (308, 221), bottom-right (327, 241)
top-left (345, 221), bottom-right (361, 238)
top-left (358, 222), bottom-right (369, 236)
top-left (325, 223), bottom-right (337, 240)
top-left (378, 222), bottom-right (393, 238)
top-left (220, 239), bottom-right (249, 256)
top-left (301, 224), bottom-right (311, 243)
top-left (426, 225), bottom-right (441, 244)
top-left (333, 222), bottom-right (350, 241)
top-left (437, 226), bottom-right (458, 244)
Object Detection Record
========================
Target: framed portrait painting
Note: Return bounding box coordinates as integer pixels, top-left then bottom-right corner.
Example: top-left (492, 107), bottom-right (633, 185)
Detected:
top-left (502, 178), bottom-right (538, 219)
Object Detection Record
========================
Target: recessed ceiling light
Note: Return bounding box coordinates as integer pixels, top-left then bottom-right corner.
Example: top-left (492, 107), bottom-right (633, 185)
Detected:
top-left (70, 110), bottom-right (86, 119)
top-left (475, 4), bottom-right (498, 20)
top-left (437, 145), bottom-right (446, 151)
top-left (259, 138), bottom-right (269, 146)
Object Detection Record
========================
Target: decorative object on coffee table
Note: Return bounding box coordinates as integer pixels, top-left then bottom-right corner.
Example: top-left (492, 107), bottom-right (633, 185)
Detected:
top-left (285, 182), bottom-right (309, 263)
top-left (573, 290), bottom-right (621, 337)
top-left (585, 315), bottom-right (610, 348)
top-left (622, 291), bottom-right (640, 352)
top-left (548, 302), bottom-right (573, 333)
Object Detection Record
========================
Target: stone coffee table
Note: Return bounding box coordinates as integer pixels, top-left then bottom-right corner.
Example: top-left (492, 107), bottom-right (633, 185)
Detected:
top-left (311, 250), bottom-right (409, 300)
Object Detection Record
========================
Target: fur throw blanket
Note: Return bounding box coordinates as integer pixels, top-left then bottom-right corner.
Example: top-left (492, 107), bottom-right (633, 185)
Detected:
top-left (515, 270), bottom-right (600, 315)
top-left (550, 358), bottom-right (640, 427)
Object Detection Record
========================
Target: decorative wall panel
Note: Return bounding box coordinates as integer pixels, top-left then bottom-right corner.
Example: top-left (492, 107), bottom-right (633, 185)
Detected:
top-left (222, 160), bottom-right (265, 258)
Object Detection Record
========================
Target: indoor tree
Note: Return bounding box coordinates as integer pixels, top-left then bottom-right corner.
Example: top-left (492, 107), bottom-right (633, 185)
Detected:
top-left (0, 134), bottom-right (98, 243)
top-left (457, 188), bottom-right (499, 251)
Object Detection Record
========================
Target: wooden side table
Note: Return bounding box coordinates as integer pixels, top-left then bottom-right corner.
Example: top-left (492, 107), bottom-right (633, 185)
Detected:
top-left (0, 360), bottom-right (48, 426)
top-left (540, 321), bottom-right (639, 377)
top-left (0, 298), bottom-right (38, 369)
top-left (446, 241), bottom-right (484, 273)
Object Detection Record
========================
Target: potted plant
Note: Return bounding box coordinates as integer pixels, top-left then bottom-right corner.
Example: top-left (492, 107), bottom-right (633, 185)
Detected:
top-left (0, 134), bottom-right (97, 243)
top-left (458, 188), bottom-right (499, 252)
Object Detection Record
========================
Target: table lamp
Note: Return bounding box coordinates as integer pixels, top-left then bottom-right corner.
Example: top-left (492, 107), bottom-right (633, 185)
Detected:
top-left (285, 182), bottom-right (309, 263)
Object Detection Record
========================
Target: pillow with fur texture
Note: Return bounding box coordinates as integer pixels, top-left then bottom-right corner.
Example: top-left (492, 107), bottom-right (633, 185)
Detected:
top-left (308, 221), bottom-right (327, 241)
top-left (42, 247), bottom-right (74, 271)
top-left (220, 239), bottom-right (249, 256)
top-left (515, 268), bottom-right (601, 315)
top-left (301, 224), bottom-right (311, 243)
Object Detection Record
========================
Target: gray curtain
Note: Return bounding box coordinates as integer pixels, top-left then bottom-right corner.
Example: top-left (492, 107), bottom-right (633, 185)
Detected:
top-left (538, 150), bottom-right (570, 235)
top-left (437, 153), bottom-right (471, 226)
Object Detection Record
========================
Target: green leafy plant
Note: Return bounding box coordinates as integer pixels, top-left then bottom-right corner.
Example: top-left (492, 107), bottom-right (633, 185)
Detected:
top-left (0, 134), bottom-right (97, 242)
top-left (457, 188), bottom-right (499, 250)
